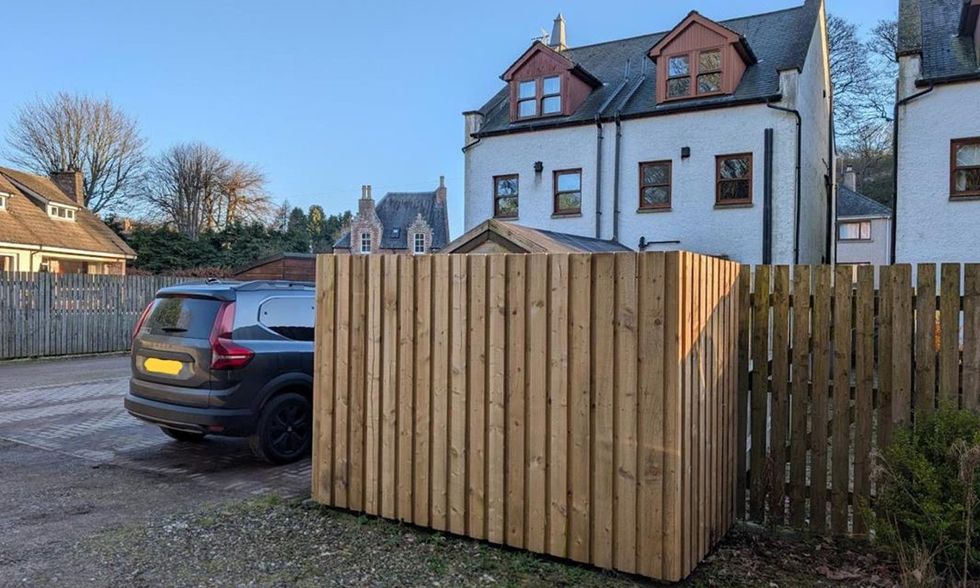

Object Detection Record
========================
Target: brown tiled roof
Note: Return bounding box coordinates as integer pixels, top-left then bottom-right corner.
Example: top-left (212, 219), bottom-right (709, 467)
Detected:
top-left (0, 167), bottom-right (136, 258)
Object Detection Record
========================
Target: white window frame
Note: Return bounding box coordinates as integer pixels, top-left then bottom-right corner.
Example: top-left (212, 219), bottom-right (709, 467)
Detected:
top-left (0, 193), bottom-right (7, 211)
top-left (48, 204), bottom-right (77, 221)
top-left (838, 220), bottom-right (872, 241)
top-left (413, 233), bottom-right (425, 254)
top-left (0, 254), bottom-right (15, 272)
top-left (360, 231), bottom-right (372, 254)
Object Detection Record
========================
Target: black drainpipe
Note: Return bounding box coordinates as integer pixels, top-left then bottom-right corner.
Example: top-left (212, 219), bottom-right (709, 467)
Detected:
top-left (612, 114), bottom-right (623, 243)
top-left (594, 115), bottom-right (604, 239)
top-left (890, 84), bottom-right (934, 264)
top-left (763, 129), bottom-right (774, 264)
top-left (767, 103), bottom-right (802, 264)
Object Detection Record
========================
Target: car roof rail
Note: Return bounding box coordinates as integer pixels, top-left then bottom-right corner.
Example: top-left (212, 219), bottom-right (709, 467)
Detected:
top-left (235, 280), bottom-right (316, 291)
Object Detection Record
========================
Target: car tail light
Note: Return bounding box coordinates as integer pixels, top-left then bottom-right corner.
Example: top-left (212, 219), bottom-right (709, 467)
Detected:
top-left (132, 300), bottom-right (155, 343)
top-left (209, 302), bottom-right (254, 370)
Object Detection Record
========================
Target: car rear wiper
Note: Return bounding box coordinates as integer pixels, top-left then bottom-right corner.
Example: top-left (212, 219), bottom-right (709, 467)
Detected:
top-left (161, 327), bottom-right (188, 334)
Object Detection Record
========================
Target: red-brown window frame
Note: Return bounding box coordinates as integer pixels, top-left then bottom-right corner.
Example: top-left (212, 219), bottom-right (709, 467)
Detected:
top-left (638, 160), bottom-right (672, 211)
top-left (715, 153), bottom-right (753, 206)
top-left (553, 168), bottom-right (582, 216)
top-left (515, 75), bottom-right (563, 120)
top-left (493, 174), bottom-right (519, 219)
top-left (664, 47), bottom-right (725, 102)
top-left (951, 137), bottom-right (980, 199)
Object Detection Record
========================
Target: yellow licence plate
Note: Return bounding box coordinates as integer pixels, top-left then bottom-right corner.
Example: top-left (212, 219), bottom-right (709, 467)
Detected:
top-left (144, 358), bottom-right (184, 376)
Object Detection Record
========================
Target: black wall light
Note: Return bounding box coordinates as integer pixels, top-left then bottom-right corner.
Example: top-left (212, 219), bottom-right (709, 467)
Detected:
top-left (681, 147), bottom-right (691, 159)
top-left (534, 161), bottom-right (544, 173)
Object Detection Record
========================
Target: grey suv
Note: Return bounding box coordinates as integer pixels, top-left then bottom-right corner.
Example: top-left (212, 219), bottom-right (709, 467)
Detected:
top-left (124, 280), bottom-right (316, 464)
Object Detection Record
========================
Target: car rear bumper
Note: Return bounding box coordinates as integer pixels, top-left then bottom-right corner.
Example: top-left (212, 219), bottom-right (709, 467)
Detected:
top-left (125, 387), bottom-right (256, 437)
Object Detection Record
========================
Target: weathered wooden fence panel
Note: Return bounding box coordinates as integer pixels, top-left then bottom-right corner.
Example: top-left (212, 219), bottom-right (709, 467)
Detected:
top-left (738, 263), bottom-right (980, 537)
top-left (0, 272), bottom-right (181, 360)
top-left (312, 252), bottom-right (742, 582)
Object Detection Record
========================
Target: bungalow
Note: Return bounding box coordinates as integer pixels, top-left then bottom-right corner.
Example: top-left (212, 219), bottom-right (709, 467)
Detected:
top-left (462, 0), bottom-right (834, 264)
top-left (0, 167), bottom-right (135, 274)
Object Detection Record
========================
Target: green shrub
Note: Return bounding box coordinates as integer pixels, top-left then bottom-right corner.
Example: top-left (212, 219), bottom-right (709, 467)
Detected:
top-left (873, 406), bottom-right (980, 581)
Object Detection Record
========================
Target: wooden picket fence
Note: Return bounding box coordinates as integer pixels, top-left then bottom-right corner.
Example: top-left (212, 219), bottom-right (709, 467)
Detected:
top-left (0, 272), bottom-right (180, 360)
top-left (737, 263), bottom-right (980, 537)
top-left (311, 251), bottom-right (742, 582)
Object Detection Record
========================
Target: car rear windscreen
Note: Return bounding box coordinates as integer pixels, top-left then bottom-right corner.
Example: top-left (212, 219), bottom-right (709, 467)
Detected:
top-left (143, 296), bottom-right (222, 340)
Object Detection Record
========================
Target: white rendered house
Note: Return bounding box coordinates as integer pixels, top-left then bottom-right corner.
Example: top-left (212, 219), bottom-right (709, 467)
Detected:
top-left (836, 168), bottom-right (893, 267)
top-left (463, 1), bottom-right (834, 264)
top-left (894, 0), bottom-right (980, 264)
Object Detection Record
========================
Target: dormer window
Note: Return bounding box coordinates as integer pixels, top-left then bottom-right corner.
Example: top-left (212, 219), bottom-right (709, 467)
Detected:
top-left (413, 233), bottom-right (426, 254)
top-left (517, 76), bottom-right (562, 119)
top-left (48, 204), bottom-right (76, 221)
top-left (502, 41), bottom-right (601, 123)
top-left (0, 193), bottom-right (7, 211)
top-left (360, 231), bottom-right (372, 254)
top-left (649, 12), bottom-right (756, 104)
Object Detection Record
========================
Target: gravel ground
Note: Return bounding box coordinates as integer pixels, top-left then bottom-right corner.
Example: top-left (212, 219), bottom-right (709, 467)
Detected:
top-left (65, 497), bottom-right (900, 588)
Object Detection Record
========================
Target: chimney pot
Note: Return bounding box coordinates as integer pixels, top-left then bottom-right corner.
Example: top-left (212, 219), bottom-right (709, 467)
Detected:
top-left (550, 13), bottom-right (567, 52)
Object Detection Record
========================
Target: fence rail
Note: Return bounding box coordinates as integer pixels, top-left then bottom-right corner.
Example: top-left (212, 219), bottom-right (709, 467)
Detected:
top-left (0, 272), bottom-right (181, 360)
top-left (311, 252), bottom-right (741, 582)
top-left (737, 263), bottom-right (980, 536)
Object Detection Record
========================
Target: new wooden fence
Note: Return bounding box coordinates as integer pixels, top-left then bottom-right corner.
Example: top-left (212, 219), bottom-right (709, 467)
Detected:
top-left (0, 272), bottom-right (180, 360)
top-left (738, 263), bottom-right (980, 537)
top-left (311, 252), bottom-right (742, 582)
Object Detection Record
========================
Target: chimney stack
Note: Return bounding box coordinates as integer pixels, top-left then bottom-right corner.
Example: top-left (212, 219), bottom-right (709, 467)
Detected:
top-left (843, 166), bottom-right (857, 191)
top-left (436, 176), bottom-right (447, 205)
top-left (550, 14), bottom-right (567, 52)
top-left (50, 170), bottom-right (85, 207)
top-left (359, 184), bottom-right (375, 217)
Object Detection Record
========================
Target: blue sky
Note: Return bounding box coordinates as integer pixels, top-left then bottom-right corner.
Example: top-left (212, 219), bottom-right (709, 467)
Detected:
top-left (0, 0), bottom-right (895, 237)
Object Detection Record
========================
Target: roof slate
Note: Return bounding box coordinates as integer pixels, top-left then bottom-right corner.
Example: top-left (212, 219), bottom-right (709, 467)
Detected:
top-left (899, 0), bottom-right (979, 83)
top-left (474, 1), bottom-right (821, 136)
top-left (335, 190), bottom-right (450, 251)
top-left (0, 167), bottom-right (135, 258)
top-left (837, 186), bottom-right (892, 218)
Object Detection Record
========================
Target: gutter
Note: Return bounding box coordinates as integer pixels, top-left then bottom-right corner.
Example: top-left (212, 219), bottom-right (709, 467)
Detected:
top-left (472, 94), bottom-right (781, 140)
top-left (890, 83), bottom-right (935, 264)
top-left (0, 241), bottom-right (135, 260)
top-left (766, 102), bottom-right (803, 264)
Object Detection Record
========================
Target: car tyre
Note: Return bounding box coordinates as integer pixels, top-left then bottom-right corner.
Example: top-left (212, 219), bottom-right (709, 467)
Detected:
top-left (249, 392), bottom-right (312, 464)
top-left (160, 426), bottom-right (207, 443)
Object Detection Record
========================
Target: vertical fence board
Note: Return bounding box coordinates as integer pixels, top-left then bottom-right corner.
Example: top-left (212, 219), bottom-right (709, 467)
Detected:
top-left (614, 253), bottom-right (638, 574)
top-left (506, 255), bottom-right (526, 548)
top-left (568, 254), bottom-right (592, 564)
top-left (810, 266), bottom-right (832, 534)
top-left (853, 266), bottom-right (874, 536)
top-left (788, 266), bottom-right (810, 527)
top-left (431, 255), bottom-right (450, 530)
top-left (769, 266), bottom-right (790, 525)
top-left (349, 256), bottom-right (367, 512)
top-left (548, 254), bottom-right (570, 558)
top-left (965, 265), bottom-right (980, 412)
top-left (487, 255), bottom-right (507, 544)
top-left (449, 256), bottom-right (468, 534)
top-left (892, 266), bottom-right (914, 427)
top-left (381, 256), bottom-right (399, 520)
top-left (398, 256), bottom-right (416, 522)
top-left (940, 264), bottom-right (961, 407)
top-left (879, 266), bottom-right (895, 448)
top-left (525, 254), bottom-right (549, 553)
top-left (414, 256), bottom-right (432, 526)
top-left (591, 254), bottom-right (615, 570)
top-left (915, 264), bottom-right (937, 418)
top-left (467, 256), bottom-right (487, 538)
top-left (749, 266), bottom-right (770, 523)
top-left (735, 266), bottom-right (751, 520)
top-left (831, 266), bottom-right (853, 535)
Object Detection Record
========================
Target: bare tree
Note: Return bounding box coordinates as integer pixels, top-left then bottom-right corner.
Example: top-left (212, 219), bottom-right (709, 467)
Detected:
top-left (143, 142), bottom-right (269, 240)
top-left (4, 93), bottom-right (146, 214)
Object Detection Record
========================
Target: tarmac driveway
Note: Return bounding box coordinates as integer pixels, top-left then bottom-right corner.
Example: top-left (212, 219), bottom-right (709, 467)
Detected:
top-left (0, 354), bottom-right (310, 582)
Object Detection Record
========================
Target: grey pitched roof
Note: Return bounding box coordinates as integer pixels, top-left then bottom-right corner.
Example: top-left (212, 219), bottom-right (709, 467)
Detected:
top-left (534, 228), bottom-right (633, 252)
top-left (335, 191), bottom-right (450, 251)
top-left (474, 1), bottom-right (821, 137)
top-left (899, 0), bottom-right (979, 83)
top-left (837, 186), bottom-right (892, 219)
